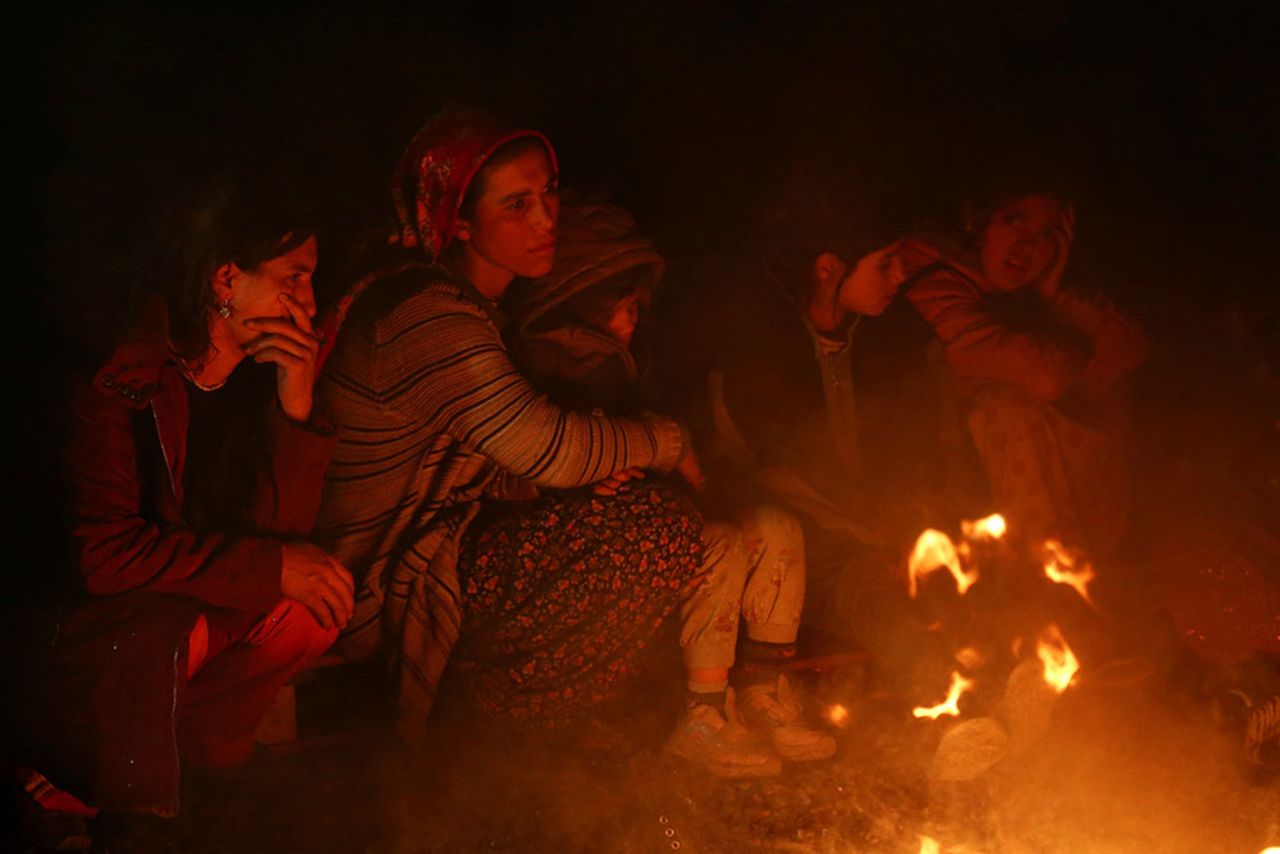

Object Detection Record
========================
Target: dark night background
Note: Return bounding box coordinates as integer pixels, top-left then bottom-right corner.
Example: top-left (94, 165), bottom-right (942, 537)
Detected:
top-left (12, 1), bottom-right (1279, 590)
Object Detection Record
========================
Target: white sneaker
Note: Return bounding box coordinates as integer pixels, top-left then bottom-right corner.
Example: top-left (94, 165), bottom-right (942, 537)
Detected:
top-left (664, 688), bottom-right (782, 778)
top-left (737, 673), bottom-right (837, 762)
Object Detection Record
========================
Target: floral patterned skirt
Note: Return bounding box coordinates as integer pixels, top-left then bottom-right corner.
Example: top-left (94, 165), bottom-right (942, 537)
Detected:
top-left (453, 480), bottom-right (703, 726)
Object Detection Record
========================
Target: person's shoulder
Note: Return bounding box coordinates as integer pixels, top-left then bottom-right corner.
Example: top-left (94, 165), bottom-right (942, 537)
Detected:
top-left (81, 297), bottom-right (175, 410)
top-left (900, 238), bottom-right (984, 307)
top-left (346, 263), bottom-right (487, 334)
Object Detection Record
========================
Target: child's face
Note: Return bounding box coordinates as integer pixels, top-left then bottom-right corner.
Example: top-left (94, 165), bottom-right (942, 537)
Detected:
top-left (978, 194), bottom-right (1063, 292)
top-left (605, 292), bottom-right (642, 348)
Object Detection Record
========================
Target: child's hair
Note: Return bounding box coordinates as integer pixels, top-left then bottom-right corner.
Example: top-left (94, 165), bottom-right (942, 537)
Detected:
top-left (960, 157), bottom-right (1075, 243)
top-left (561, 267), bottom-right (653, 338)
top-left (149, 173), bottom-right (317, 361)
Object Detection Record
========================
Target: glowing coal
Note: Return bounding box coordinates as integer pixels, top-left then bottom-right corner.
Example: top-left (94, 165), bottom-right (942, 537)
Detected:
top-left (961, 512), bottom-right (1006, 541)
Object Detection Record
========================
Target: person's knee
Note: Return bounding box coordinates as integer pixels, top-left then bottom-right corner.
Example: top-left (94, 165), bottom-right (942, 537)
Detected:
top-left (254, 600), bottom-right (339, 665)
top-left (740, 504), bottom-right (803, 549)
top-left (699, 521), bottom-right (749, 589)
top-left (185, 614), bottom-right (211, 679)
top-left (967, 384), bottom-right (1052, 438)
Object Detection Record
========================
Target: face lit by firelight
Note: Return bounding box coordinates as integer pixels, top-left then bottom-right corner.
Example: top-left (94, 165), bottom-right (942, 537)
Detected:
top-left (978, 194), bottom-right (1064, 292)
top-left (456, 147), bottom-right (560, 281)
top-left (218, 235), bottom-right (318, 345)
top-left (604, 291), bottom-right (642, 349)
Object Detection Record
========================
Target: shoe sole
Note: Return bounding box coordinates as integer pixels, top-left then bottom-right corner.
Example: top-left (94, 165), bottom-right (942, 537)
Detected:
top-left (669, 754), bottom-right (783, 778)
top-left (774, 742), bottom-right (838, 763)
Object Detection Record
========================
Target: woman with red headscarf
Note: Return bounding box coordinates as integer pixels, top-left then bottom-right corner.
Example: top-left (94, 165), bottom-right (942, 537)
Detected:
top-left (314, 108), bottom-right (704, 745)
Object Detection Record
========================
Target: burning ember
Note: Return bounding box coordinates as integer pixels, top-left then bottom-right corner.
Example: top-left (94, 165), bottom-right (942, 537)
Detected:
top-left (826, 704), bottom-right (850, 728)
top-left (1042, 539), bottom-right (1096, 605)
top-left (908, 529), bottom-right (977, 598)
top-left (953, 646), bottom-right (984, 670)
top-left (919, 835), bottom-right (941, 854)
top-left (1036, 624), bottom-right (1080, 693)
top-left (960, 512), bottom-right (1007, 541)
top-left (912, 671), bottom-right (974, 720)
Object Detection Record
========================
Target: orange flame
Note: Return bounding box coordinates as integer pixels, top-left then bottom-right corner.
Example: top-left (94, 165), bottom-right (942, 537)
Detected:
top-left (1036, 624), bottom-right (1079, 693)
top-left (919, 835), bottom-right (941, 854)
top-left (961, 513), bottom-right (1007, 541)
top-left (908, 529), bottom-right (978, 598)
top-left (1042, 539), bottom-right (1096, 605)
top-left (827, 704), bottom-right (850, 728)
top-left (912, 671), bottom-right (974, 719)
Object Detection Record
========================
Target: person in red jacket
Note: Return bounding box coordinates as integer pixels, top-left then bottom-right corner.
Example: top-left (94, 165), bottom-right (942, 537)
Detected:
top-left (898, 175), bottom-right (1148, 556)
top-left (14, 178), bottom-right (351, 837)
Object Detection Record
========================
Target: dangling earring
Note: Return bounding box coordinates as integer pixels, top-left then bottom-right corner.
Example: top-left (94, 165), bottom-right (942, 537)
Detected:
top-left (216, 297), bottom-right (232, 319)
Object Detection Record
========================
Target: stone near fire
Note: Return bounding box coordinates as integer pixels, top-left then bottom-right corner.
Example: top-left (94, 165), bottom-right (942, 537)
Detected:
top-left (928, 717), bottom-right (1009, 782)
top-left (1003, 656), bottom-right (1058, 754)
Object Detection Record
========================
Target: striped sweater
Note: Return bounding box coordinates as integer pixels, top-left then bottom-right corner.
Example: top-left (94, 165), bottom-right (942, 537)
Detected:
top-left (314, 264), bottom-right (685, 743)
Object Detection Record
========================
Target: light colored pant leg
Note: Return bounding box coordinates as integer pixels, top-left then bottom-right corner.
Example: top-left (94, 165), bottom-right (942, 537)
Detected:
top-left (967, 384), bottom-right (1131, 554)
top-left (738, 504), bottom-right (804, 644)
top-left (680, 521), bottom-right (748, 671)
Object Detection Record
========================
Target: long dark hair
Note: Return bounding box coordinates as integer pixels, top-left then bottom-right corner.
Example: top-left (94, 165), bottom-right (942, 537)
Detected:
top-left (148, 175), bottom-right (315, 534)
top-left (151, 176), bottom-right (316, 361)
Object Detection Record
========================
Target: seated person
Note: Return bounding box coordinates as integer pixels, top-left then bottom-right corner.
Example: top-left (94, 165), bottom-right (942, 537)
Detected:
top-left (503, 195), bottom-right (836, 778)
top-left (313, 110), bottom-right (703, 751)
top-left (897, 167), bottom-right (1149, 557)
top-left (14, 178), bottom-right (349, 834)
top-left (664, 171), bottom-right (964, 692)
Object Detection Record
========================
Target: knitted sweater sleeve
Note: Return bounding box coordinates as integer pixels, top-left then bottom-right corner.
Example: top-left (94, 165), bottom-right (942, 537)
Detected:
top-left (373, 285), bottom-right (685, 486)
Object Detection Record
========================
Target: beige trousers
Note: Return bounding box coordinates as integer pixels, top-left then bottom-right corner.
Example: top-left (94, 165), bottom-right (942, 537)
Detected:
top-left (679, 504), bottom-right (806, 671)
top-left (966, 384), bottom-right (1131, 555)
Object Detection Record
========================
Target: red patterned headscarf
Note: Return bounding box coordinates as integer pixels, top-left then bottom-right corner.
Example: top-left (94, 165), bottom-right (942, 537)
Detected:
top-left (391, 107), bottom-right (558, 260)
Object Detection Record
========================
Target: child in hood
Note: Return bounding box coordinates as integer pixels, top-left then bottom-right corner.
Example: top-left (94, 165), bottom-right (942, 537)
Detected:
top-left (503, 194), bottom-right (836, 778)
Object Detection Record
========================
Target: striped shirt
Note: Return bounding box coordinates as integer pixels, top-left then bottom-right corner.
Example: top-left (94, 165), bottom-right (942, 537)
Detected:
top-left (314, 265), bottom-right (685, 742)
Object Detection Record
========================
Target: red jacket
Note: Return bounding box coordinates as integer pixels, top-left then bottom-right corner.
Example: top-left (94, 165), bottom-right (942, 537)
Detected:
top-left (899, 240), bottom-right (1149, 402)
top-left (25, 300), bottom-right (335, 815)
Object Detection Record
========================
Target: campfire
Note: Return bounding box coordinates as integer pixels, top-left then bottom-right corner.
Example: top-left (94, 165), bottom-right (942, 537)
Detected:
top-left (905, 514), bottom-right (1086, 717)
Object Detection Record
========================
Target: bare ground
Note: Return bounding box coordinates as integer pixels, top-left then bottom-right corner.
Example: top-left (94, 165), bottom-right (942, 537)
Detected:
top-left (115, 645), bottom-right (1278, 854)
